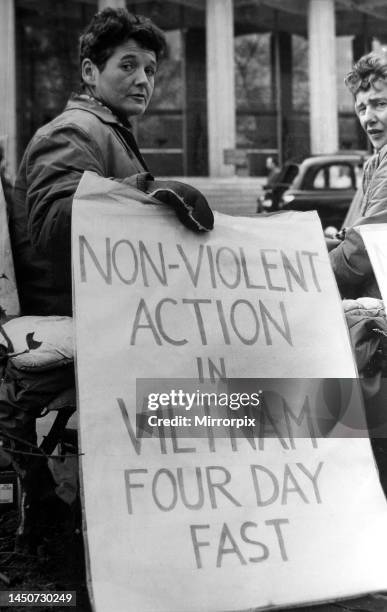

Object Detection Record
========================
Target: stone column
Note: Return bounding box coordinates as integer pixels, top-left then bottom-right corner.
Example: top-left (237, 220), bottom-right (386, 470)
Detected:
top-left (0, 0), bottom-right (16, 176)
top-left (206, 0), bottom-right (236, 177)
top-left (98, 0), bottom-right (126, 9)
top-left (308, 0), bottom-right (338, 154)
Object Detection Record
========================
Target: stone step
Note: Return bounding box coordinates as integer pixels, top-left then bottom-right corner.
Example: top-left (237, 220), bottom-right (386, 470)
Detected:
top-left (168, 176), bottom-right (265, 216)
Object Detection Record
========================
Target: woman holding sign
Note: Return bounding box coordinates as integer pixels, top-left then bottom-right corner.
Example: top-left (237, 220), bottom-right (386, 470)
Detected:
top-left (2, 7), bottom-right (213, 543)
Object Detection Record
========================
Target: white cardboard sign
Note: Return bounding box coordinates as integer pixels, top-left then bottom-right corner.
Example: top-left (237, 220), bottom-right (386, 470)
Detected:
top-left (358, 224), bottom-right (387, 303)
top-left (72, 172), bottom-right (387, 612)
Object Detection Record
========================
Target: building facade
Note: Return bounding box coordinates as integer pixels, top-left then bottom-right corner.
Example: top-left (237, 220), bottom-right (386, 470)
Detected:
top-left (1, 0), bottom-right (387, 178)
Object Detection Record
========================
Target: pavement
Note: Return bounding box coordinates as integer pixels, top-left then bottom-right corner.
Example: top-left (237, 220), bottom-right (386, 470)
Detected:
top-left (287, 594), bottom-right (387, 611)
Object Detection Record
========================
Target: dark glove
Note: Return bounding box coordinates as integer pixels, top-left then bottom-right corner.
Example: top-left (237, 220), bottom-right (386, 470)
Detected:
top-left (149, 179), bottom-right (214, 232)
top-left (123, 174), bottom-right (214, 232)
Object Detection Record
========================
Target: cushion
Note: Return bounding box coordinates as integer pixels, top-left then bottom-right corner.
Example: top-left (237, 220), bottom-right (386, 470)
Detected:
top-left (0, 316), bottom-right (74, 371)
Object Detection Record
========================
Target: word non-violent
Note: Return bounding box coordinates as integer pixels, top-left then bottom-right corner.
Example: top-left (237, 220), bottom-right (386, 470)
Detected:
top-left (79, 236), bottom-right (322, 293)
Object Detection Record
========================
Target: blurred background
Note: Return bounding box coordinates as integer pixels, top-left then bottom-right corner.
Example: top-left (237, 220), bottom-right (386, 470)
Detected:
top-left (1, 0), bottom-right (386, 213)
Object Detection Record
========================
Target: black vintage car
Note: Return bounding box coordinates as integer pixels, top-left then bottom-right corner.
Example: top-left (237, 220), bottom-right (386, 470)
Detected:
top-left (256, 153), bottom-right (367, 229)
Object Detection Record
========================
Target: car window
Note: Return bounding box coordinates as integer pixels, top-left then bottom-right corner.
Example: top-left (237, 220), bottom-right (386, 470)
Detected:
top-left (311, 164), bottom-right (356, 190)
top-left (312, 167), bottom-right (329, 189)
top-left (281, 164), bottom-right (299, 186)
top-left (265, 164), bottom-right (298, 188)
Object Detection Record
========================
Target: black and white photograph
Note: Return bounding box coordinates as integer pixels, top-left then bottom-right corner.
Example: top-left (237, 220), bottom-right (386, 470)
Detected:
top-left (1, 1), bottom-right (387, 611)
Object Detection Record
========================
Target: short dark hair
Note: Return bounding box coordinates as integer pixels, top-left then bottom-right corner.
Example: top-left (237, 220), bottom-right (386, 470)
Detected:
top-left (79, 7), bottom-right (167, 72)
top-left (345, 50), bottom-right (387, 97)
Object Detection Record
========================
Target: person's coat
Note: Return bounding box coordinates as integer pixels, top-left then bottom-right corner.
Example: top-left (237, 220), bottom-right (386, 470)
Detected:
top-left (10, 94), bottom-right (148, 316)
top-left (330, 144), bottom-right (387, 299)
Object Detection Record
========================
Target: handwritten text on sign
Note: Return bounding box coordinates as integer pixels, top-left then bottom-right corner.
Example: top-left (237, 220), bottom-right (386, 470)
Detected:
top-left (73, 173), bottom-right (387, 612)
top-left (78, 229), bottom-right (327, 379)
top-left (359, 224), bottom-right (387, 303)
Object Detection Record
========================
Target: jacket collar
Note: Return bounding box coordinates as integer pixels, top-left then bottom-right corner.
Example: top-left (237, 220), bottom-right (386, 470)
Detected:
top-left (64, 93), bottom-right (133, 129)
top-left (376, 142), bottom-right (387, 161)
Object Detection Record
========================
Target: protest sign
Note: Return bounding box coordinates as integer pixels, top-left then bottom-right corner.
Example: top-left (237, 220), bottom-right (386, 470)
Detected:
top-left (72, 172), bottom-right (387, 612)
top-left (0, 181), bottom-right (19, 318)
top-left (356, 224), bottom-right (387, 437)
top-left (358, 224), bottom-right (387, 304)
